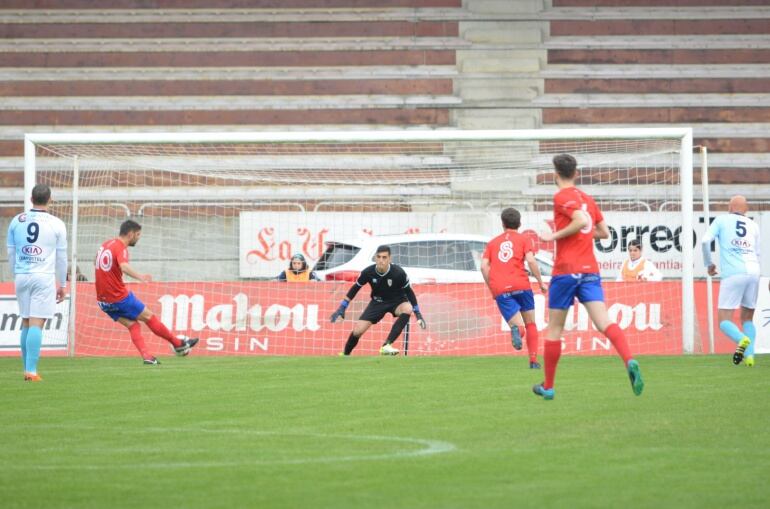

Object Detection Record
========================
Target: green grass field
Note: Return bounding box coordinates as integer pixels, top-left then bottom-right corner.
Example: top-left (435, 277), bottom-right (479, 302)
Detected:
top-left (1, 355), bottom-right (768, 509)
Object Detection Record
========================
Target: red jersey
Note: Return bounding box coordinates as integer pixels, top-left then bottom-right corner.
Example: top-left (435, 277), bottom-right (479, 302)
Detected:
top-left (483, 230), bottom-right (533, 296)
top-left (95, 238), bottom-right (130, 303)
top-left (552, 186), bottom-right (603, 275)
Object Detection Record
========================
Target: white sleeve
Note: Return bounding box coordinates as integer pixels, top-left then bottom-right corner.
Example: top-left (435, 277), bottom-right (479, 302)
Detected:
top-left (645, 260), bottom-right (663, 282)
top-left (55, 221), bottom-right (68, 287)
top-left (7, 246), bottom-right (14, 278)
top-left (755, 223), bottom-right (761, 260)
top-left (701, 216), bottom-right (719, 267)
top-left (6, 221), bottom-right (15, 278)
top-left (701, 216), bottom-right (720, 244)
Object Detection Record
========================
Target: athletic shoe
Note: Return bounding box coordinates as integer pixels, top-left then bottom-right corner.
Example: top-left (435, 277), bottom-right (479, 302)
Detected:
top-left (532, 383), bottom-right (554, 400)
top-left (733, 337), bottom-right (750, 365)
top-left (338, 352), bottom-right (348, 357)
top-left (529, 360), bottom-right (541, 369)
top-left (173, 336), bottom-right (200, 357)
top-left (627, 359), bottom-right (644, 396)
top-left (379, 344), bottom-right (399, 356)
top-left (24, 373), bottom-right (42, 382)
top-left (510, 326), bottom-right (523, 350)
top-left (143, 357), bottom-right (160, 365)
top-left (745, 355), bottom-right (755, 367)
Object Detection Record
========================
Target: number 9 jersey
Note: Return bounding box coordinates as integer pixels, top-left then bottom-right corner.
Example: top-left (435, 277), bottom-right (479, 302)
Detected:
top-left (7, 209), bottom-right (67, 277)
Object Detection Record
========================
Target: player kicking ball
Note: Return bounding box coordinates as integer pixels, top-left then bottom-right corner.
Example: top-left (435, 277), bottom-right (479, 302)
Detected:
top-left (481, 207), bottom-right (547, 368)
top-left (331, 244), bottom-right (426, 356)
top-left (95, 220), bottom-right (198, 364)
top-left (533, 154), bottom-right (644, 400)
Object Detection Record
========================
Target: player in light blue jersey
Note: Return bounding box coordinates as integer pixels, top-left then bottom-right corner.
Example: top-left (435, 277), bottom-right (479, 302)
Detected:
top-left (6, 184), bottom-right (67, 381)
top-left (701, 195), bottom-right (760, 366)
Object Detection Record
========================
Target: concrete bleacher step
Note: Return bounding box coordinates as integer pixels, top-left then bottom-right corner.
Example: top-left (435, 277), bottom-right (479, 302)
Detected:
top-left (548, 49), bottom-right (770, 64)
top-left (534, 93), bottom-right (770, 108)
top-left (552, 0), bottom-right (768, 6)
top-left (0, 79), bottom-right (454, 96)
top-left (0, 0), bottom-right (464, 7)
top-left (0, 95), bottom-right (462, 110)
top-left (0, 66), bottom-right (459, 81)
top-left (0, 49), bottom-right (457, 67)
top-left (0, 8), bottom-right (482, 23)
top-left (0, 108), bottom-right (452, 127)
top-left (540, 64), bottom-right (770, 79)
top-left (544, 35), bottom-right (770, 50)
top-left (0, 37), bottom-right (476, 52)
top-left (544, 123), bottom-right (770, 139)
top-left (545, 78), bottom-right (770, 94)
top-left (544, 6), bottom-right (770, 20)
top-left (550, 19), bottom-right (770, 37)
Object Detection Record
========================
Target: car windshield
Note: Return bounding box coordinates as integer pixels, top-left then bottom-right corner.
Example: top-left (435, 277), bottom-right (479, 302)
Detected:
top-left (314, 243), bottom-right (361, 271)
top-left (390, 240), bottom-right (487, 271)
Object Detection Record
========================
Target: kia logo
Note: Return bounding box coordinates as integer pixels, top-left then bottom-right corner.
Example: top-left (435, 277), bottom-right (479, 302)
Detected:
top-left (22, 245), bottom-right (42, 255)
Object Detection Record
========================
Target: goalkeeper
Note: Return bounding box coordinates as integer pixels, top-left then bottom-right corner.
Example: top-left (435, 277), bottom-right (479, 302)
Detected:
top-left (330, 244), bottom-right (426, 356)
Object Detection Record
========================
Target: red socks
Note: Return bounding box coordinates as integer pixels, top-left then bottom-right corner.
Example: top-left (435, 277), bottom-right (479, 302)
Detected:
top-left (543, 340), bottom-right (562, 390)
top-left (604, 323), bottom-right (632, 366)
top-left (147, 315), bottom-right (183, 348)
top-left (525, 323), bottom-right (539, 362)
top-left (128, 322), bottom-right (151, 359)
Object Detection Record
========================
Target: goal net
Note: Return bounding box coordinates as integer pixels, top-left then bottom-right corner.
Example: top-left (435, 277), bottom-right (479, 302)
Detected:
top-left (25, 129), bottom-right (696, 359)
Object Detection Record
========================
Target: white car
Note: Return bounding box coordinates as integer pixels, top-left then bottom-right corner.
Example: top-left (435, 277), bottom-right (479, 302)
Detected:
top-left (313, 233), bottom-right (553, 283)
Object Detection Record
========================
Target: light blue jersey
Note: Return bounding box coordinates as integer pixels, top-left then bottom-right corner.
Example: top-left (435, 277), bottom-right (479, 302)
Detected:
top-left (7, 209), bottom-right (68, 283)
top-left (701, 213), bottom-right (760, 278)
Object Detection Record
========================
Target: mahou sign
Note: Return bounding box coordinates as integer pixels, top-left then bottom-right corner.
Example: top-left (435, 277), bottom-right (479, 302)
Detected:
top-left (0, 280), bottom-right (754, 358)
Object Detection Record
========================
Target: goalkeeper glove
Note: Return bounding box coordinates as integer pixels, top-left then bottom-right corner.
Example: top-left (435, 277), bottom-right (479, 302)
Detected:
top-left (413, 305), bottom-right (426, 329)
top-left (330, 300), bottom-right (349, 323)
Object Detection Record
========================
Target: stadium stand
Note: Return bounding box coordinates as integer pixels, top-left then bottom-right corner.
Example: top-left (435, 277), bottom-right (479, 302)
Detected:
top-left (0, 0), bottom-right (767, 211)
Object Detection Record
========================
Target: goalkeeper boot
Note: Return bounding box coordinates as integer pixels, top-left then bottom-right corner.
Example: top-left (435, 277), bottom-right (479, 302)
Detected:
top-left (24, 373), bottom-right (43, 382)
top-left (532, 383), bottom-right (554, 400)
top-left (732, 337), bottom-right (750, 365)
top-left (510, 326), bottom-right (523, 351)
top-left (379, 343), bottom-right (399, 356)
top-left (143, 357), bottom-right (160, 366)
top-left (745, 355), bottom-right (755, 367)
top-left (174, 336), bottom-right (200, 357)
top-left (529, 360), bottom-right (541, 369)
top-left (627, 359), bottom-right (644, 396)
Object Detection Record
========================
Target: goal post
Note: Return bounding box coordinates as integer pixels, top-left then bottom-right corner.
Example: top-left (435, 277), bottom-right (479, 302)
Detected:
top-left (24, 128), bottom-right (696, 358)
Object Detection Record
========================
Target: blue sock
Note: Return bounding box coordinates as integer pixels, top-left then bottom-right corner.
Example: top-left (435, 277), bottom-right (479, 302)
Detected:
top-left (743, 321), bottom-right (756, 357)
top-left (25, 326), bottom-right (42, 375)
top-left (20, 326), bottom-right (29, 369)
top-left (719, 320), bottom-right (746, 344)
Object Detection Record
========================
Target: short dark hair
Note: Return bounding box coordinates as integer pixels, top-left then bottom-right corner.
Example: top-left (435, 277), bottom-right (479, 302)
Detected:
top-left (628, 239), bottom-right (642, 250)
top-left (31, 184), bottom-right (51, 206)
top-left (553, 154), bottom-right (578, 180)
top-left (119, 219), bottom-right (142, 236)
top-left (376, 245), bottom-right (391, 255)
top-left (501, 207), bottom-right (521, 230)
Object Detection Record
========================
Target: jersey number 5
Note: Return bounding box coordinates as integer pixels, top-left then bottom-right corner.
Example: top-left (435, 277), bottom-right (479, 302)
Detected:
top-left (735, 220), bottom-right (747, 237)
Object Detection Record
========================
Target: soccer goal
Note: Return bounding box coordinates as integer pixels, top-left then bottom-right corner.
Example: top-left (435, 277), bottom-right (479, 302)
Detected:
top-left (24, 128), bottom-right (696, 358)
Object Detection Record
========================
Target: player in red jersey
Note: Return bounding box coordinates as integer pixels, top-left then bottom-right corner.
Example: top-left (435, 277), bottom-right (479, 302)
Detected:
top-left (533, 154), bottom-right (643, 400)
top-left (481, 208), bottom-right (547, 368)
top-left (95, 220), bottom-right (198, 364)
